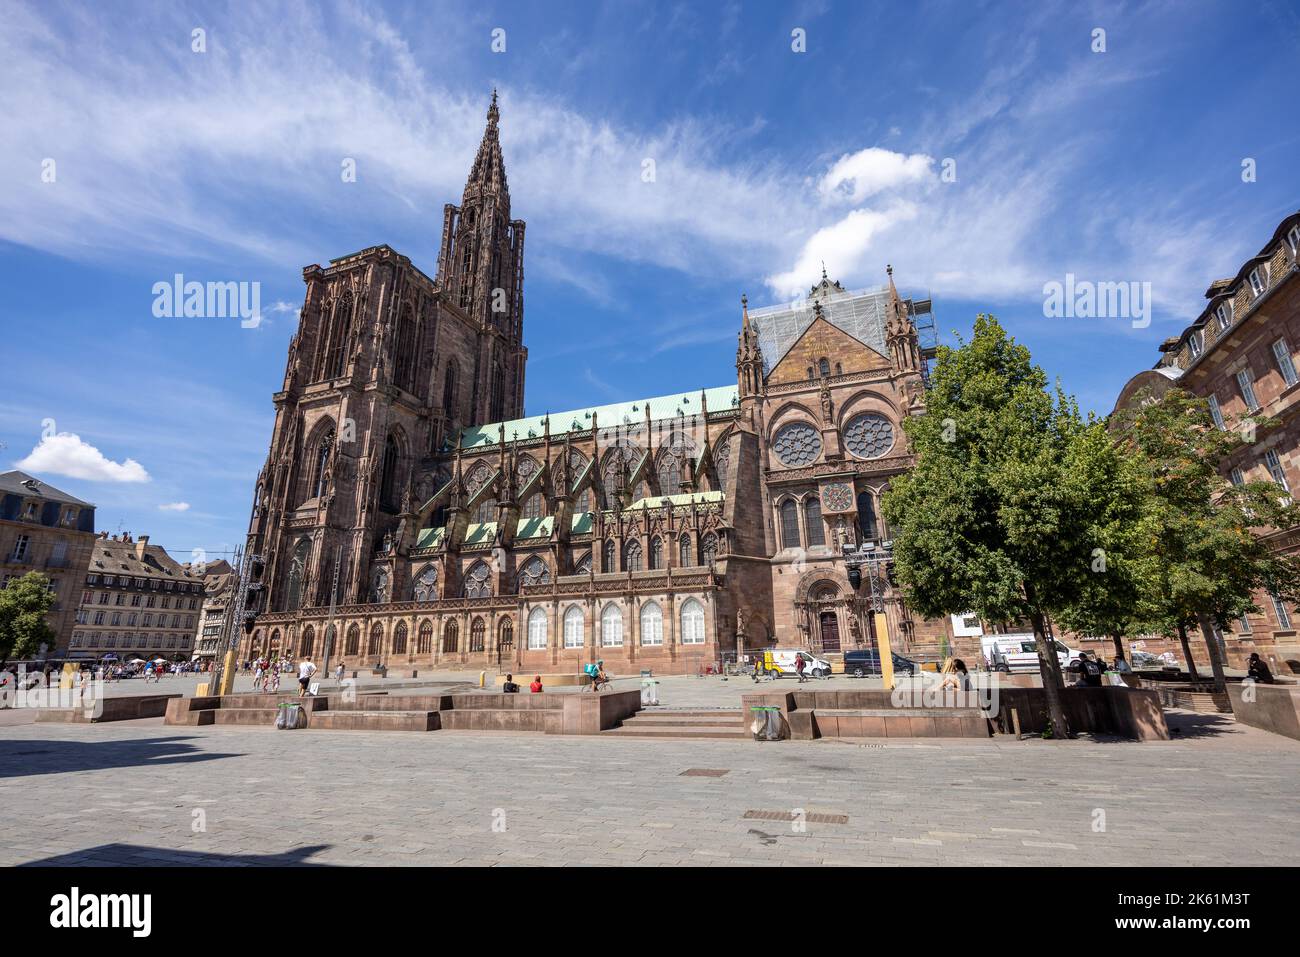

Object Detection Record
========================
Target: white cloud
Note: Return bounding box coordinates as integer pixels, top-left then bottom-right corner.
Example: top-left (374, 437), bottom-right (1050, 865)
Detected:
top-left (16, 433), bottom-right (150, 483)
top-left (817, 148), bottom-right (933, 205)
top-left (158, 502), bottom-right (190, 512)
top-left (767, 203), bottom-right (920, 299)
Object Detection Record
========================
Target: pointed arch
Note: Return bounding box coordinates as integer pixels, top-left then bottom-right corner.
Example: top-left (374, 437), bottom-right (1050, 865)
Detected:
top-left (392, 621), bottom-right (408, 655)
top-left (527, 606), bottom-right (548, 649)
top-left (624, 538), bottom-right (642, 572)
top-left (470, 616), bottom-right (486, 653)
top-left (463, 560), bottom-right (493, 598)
top-left (518, 556), bottom-right (551, 589)
top-left (563, 605), bottom-right (585, 649)
top-left (680, 598), bottom-right (705, 644)
top-left (600, 603), bottom-right (624, 647)
top-left (442, 619), bottom-right (459, 654)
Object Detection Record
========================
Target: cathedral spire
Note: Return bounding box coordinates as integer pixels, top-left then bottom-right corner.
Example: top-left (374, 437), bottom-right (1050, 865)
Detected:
top-left (465, 89), bottom-right (508, 199)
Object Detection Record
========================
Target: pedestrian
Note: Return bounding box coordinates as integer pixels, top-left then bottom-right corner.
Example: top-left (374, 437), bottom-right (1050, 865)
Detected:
top-left (298, 656), bottom-right (317, 697)
top-left (953, 658), bottom-right (972, 692)
top-left (1083, 652), bottom-right (1103, 688)
top-left (1113, 653), bottom-right (1132, 674)
top-left (335, 661), bottom-right (346, 685)
top-left (529, 675), bottom-right (543, 693)
top-left (795, 652), bottom-right (807, 683)
top-left (267, 662), bottom-right (281, 694)
top-left (1247, 653), bottom-right (1275, 684)
top-left (502, 673), bottom-right (520, 693)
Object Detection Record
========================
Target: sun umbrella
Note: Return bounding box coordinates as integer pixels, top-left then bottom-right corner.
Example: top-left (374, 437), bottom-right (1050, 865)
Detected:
top-left (128, 658), bottom-right (146, 664)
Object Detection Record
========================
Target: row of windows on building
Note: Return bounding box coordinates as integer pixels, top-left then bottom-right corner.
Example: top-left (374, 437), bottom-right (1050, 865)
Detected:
top-left (86, 573), bottom-right (202, 592)
top-left (76, 608), bottom-right (195, 629)
top-left (1201, 340), bottom-right (1298, 420)
top-left (70, 633), bottom-right (191, 649)
top-left (257, 599), bottom-right (707, 660)
top-left (82, 590), bottom-right (199, 610)
top-left (777, 491), bottom-right (880, 550)
top-left (6, 536), bottom-right (72, 564)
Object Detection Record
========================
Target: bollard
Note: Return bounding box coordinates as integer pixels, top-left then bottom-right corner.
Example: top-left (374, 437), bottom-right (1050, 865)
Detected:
top-left (1011, 707), bottom-right (1022, 738)
top-left (479, 670), bottom-right (486, 688)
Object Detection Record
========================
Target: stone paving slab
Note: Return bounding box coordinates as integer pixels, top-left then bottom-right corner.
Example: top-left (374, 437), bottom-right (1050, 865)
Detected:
top-left (1, 714), bottom-right (1297, 866)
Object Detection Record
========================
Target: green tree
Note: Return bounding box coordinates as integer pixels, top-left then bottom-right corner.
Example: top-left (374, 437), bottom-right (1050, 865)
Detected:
top-left (883, 315), bottom-right (1119, 737)
top-left (1108, 388), bottom-right (1300, 693)
top-left (0, 571), bottom-right (57, 665)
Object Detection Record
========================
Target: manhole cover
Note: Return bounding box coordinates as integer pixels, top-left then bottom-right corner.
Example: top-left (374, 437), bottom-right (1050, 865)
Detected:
top-left (680, 768), bottom-right (729, 777)
top-left (744, 809), bottom-right (849, 825)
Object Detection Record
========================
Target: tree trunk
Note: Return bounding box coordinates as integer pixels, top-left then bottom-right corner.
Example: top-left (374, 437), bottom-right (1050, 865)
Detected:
top-left (1196, 612), bottom-right (1229, 696)
top-left (1176, 621), bottom-right (1200, 682)
top-left (1110, 633), bottom-right (1125, 662)
top-left (1024, 585), bottom-right (1069, 738)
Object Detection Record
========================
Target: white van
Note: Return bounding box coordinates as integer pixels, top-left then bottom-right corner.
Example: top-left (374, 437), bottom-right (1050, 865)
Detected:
top-left (981, 633), bottom-right (1082, 674)
top-left (755, 649), bottom-right (833, 679)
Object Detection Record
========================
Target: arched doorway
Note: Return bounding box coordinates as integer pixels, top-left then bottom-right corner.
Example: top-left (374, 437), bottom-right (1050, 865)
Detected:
top-left (819, 611), bottom-right (841, 653)
top-left (497, 617), bottom-right (514, 667)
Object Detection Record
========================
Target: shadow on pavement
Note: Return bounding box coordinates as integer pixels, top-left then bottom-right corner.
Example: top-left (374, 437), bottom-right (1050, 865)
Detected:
top-left (19, 843), bottom-right (334, 866)
top-left (0, 736), bottom-right (243, 779)
top-left (1162, 710), bottom-right (1241, 739)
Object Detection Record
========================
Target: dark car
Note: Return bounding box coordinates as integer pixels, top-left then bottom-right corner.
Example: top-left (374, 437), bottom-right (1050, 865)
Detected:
top-left (843, 649), bottom-right (919, 678)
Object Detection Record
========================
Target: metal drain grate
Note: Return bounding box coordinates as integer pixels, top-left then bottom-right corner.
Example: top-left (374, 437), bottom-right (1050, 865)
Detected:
top-left (680, 768), bottom-right (729, 777)
top-left (744, 809), bottom-right (849, 825)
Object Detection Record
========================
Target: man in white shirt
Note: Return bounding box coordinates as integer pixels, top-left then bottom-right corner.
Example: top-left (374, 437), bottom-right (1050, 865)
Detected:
top-left (297, 656), bottom-right (317, 697)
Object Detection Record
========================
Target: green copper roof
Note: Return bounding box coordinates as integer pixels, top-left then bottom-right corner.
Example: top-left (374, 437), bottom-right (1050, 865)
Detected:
top-left (464, 522), bottom-right (497, 545)
top-left (628, 490), bottom-right (725, 509)
top-left (459, 384), bottom-right (740, 449)
top-left (516, 515), bottom-right (553, 540)
top-left (416, 526), bottom-right (445, 550)
top-left (571, 510), bottom-right (594, 534)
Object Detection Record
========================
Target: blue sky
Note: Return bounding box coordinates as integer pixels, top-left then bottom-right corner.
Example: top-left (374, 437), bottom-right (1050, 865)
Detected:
top-left (1, 0), bottom-right (1297, 563)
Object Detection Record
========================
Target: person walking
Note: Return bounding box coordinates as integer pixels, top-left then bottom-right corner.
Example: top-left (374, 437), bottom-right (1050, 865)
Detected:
top-left (298, 656), bottom-right (317, 697)
top-left (335, 660), bottom-right (346, 685)
top-left (795, 653), bottom-right (807, 683)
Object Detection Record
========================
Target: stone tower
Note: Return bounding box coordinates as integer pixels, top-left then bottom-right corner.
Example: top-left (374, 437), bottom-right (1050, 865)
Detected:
top-left (247, 94), bottom-right (528, 610)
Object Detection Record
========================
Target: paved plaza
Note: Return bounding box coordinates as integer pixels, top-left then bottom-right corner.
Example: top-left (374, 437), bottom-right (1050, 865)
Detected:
top-left (1, 692), bottom-right (1297, 866)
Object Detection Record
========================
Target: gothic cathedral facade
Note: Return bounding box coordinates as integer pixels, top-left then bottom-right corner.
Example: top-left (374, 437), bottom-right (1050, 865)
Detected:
top-left (240, 97), bottom-right (963, 673)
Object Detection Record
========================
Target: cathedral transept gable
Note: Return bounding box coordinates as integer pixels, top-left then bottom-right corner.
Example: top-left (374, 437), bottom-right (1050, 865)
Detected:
top-left (766, 315), bottom-right (892, 386)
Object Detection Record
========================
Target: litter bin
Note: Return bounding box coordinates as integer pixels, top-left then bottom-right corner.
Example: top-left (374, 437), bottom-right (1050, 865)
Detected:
top-left (640, 677), bottom-right (660, 706)
top-left (749, 705), bottom-right (788, 741)
top-left (275, 703), bottom-right (308, 729)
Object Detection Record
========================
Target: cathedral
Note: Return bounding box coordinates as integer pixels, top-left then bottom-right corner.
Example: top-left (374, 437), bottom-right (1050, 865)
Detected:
top-left (239, 95), bottom-right (962, 674)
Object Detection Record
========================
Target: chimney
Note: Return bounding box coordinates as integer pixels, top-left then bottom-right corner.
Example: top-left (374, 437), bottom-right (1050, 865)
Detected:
top-left (135, 535), bottom-right (149, 560)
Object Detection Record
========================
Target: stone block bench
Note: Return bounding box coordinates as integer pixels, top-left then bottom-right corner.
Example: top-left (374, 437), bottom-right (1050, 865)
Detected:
top-left (35, 693), bottom-right (181, 723)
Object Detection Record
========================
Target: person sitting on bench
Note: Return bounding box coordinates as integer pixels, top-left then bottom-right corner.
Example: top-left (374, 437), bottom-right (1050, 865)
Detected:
top-left (502, 673), bottom-right (520, 693)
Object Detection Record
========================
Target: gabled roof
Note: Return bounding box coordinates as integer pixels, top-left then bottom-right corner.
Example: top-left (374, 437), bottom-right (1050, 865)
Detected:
top-left (746, 283), bottom-right (893, 374)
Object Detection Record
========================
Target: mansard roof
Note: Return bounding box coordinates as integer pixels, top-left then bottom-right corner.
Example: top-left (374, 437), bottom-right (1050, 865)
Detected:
top-left (459, 384), bottom-right (740, 449)
top-left (0, 469), bottom-right (92, 507)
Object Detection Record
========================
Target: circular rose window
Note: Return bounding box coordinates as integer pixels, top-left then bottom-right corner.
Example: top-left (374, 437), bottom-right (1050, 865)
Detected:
top-left (773, 422), bottom-right (822, 466)
top-left (844, 413), bottom-right (895, 459)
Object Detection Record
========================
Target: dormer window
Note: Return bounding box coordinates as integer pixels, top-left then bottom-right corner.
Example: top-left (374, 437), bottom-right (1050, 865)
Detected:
top-left (1289, 224), bottom-right (1300, 257)
top-left (1215, 300), bottom-right (1234, 332)
top-left (1188, 330), bottom-right (1202, 359)
top-left (1249, 264), bottom-right (1270, 298)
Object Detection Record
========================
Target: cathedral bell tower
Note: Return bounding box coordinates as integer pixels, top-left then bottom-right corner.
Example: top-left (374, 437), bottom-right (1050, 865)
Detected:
top-left (436, 91), bottom-right (527, 427)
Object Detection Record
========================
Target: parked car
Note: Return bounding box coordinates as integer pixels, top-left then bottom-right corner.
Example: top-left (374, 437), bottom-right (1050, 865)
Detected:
top-left (843, 649), bottom-right (919, 677)
top-left (754, 649), bottom-right (833, 679)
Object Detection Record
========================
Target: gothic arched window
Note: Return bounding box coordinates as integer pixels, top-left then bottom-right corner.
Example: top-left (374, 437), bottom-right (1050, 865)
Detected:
top-left (563, 605), bottom-right (584, 649)
top-left (527, 607), bottom-right (547, 649)
top-left (301, 625), bottom-right (315, 657)
top-left (804, 496), bottom-right (826, 547)
top-left (818, 357), bottom-right (831, 377)
top-left (311, 429), bottom-right (334, 500)
top-left (285, 538), bottom-right (310, 611)
top-left (473, 498), bottom-right (497, 525)
top-left (624, 539), bottom-right (642, 572)
top-left (393, 303), bottom-right (417, 392)
top-left (412, 565), bottom-right (438, 602)
top-left (575, 488), bottom-right (592, 512)
top-left (601, 603), bottom-right (624, 647)
top-left (679, 534), bottom-right (692, 566)
top-left (443, 360), bottom-right (459, 421)
top-left (463, 561), bottom-right (492, 599)
top-left (518, 556), bottom-right (551, 589)
top-left (639, 601), bottom-right (663, 646)
top-left (680, 598), bottom-right (705, 644)
top-left (323, 293), bottom-right (353, 380)
top-left (392, 622), bottom-right (408, 655)
top-left (491, 360), bottom-right (506, 423)
top-left (368, 622), bottom-right (383, 657)
top-left (380, 434), bottom-right (399, 511)
top-left (345, 623), bottom-right (360, 657)
top-left (649, 537), bottom-right (662, 570)
top-left (521, 493), bottom-right (543, 520)
top-left (470, 617), bottom-right (486, 653)
top-left (602, 539), bottom-right (616, 573)
top-left (701, 532), bottom-right (718, 565)
top-left (498, 617), bottom-right (513, 651)
top-left (417, 620), bottom-right (433, 654)
top-left (442, 620), bottom-right (459, 654)
top-left (779, 499), bottom-right (801, 549)
top-left (574, 552), bottom-right (593, 575)
top-left (857, 490), bottom-right (878, 542)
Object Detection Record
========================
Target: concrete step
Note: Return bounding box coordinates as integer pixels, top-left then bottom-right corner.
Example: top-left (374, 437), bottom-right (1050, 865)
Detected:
top-left (627, 713), bottom-right (746, 727)
top-left (309, 710), bottom-right (440, 732)
top-left (640, 709), bottom-right (744, 718)
top-left (605, 724), bottom-right (752, 740)
top-left (212, 708), bottom-right (280, 726)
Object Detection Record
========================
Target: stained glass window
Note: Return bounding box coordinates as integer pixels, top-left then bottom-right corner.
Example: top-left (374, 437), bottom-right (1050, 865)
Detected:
top-left (843, 413), bottom-right (895, 460)
top-left (773, 422), bottom-right (822, 466)
top-left (463, 561), bottom-right (492, 598)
